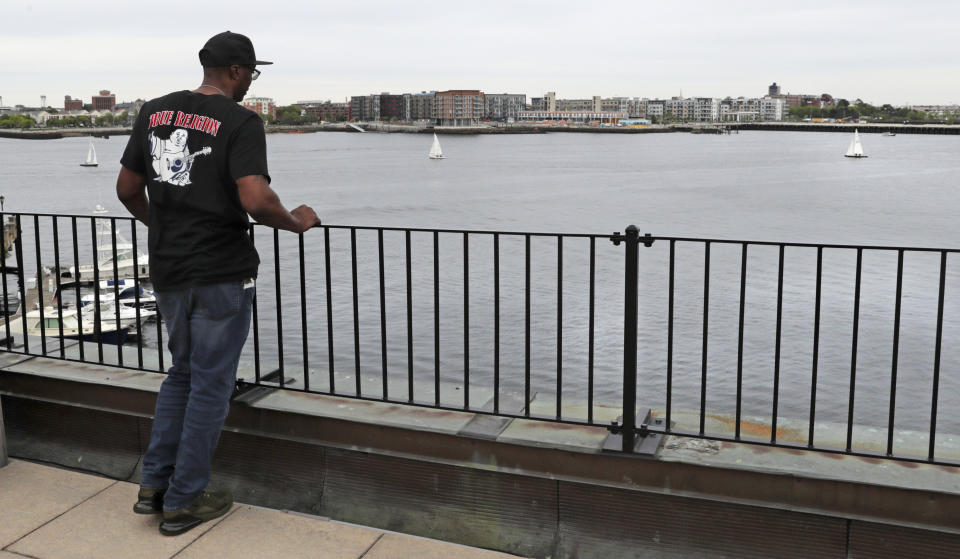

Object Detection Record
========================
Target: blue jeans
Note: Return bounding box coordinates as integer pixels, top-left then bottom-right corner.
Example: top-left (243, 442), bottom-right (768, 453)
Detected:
top-left (140, 280), bottom-right (254, 511)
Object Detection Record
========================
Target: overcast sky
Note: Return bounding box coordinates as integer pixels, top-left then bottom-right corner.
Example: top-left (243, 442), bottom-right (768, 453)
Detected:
top-left (4, 0), bottom-right (958, 108)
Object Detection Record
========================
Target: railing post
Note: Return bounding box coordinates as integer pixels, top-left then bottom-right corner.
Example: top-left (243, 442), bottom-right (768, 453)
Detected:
top-left (0, 394), bottom-right (7, 468)
top-left (621, 225), bottom-right (640, 452)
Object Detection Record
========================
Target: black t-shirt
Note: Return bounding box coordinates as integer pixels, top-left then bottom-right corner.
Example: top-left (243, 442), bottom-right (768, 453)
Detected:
top-left (120, 90), bottom-right (267, 290)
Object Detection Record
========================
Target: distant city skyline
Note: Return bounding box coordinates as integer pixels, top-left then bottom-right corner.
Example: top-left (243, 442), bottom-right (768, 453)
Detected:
top-left (4, 1), bottom-right (958, 108)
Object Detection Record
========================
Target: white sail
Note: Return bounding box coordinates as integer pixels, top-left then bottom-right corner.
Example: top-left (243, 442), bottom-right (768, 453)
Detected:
top-left (845, 129), bottom-right (866, 158)
top-left (428, 133), bottom-right (444, 159)
top-left (81, 139), bottom-right (99, 167)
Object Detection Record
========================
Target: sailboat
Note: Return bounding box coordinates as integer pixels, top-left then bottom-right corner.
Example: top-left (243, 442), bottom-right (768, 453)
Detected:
top-left (844, 129), bottom-right (867, 158)
top-left (80, 138), bottom-right (99, 167)
top-left (428, 133), bottom-right (444, 160)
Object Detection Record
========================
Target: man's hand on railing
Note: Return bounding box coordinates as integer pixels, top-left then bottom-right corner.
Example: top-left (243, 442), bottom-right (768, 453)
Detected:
top-left (290, 205), bottom-right (321, 234)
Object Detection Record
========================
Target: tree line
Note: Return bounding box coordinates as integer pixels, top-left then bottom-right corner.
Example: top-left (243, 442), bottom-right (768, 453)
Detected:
top-left (787, 99), bottom-right (958, 123)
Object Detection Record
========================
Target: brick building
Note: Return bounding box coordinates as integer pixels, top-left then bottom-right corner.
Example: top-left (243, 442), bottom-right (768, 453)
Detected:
top-left (435, 90), bottom-right (485, 126)
top-left (92, 90), bottom-right (116, 111)
top-left (242, 97), bottom-right (277, 120)
top-left (294, 100), bottom-right (349, 122)
top-left (64, 95), bottom-right (83, 111)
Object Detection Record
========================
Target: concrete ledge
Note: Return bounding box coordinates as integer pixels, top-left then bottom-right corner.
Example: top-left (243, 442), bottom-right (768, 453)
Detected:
top-left (2, 354), bottom-right (960, 558)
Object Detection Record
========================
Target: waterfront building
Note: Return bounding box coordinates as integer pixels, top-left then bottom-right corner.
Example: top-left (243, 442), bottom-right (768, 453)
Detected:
top-left (718, 96), bottom-right (784, 122)
top-left (768, 82), bottom-right (781, 96)
top-left (911, 104), bottom-right (960, 117)
top-left (92, 90), bottom-right (116, 111)
top-left (761, 97), bottom-right (785, 120)
top-left (64, 95), bottom-right (83, 112)
top-left (643, 99), bottom-right (665, 120)
top-left (349, 95), bottom-right (379, 121)
top-left (378, 93), bottom-right (406, 121)
top-left (516, 110), bottom-right (627, 124)
top-left (435, 90), bottom-right (485, 126)
top-left (663, 97), bottom-right (719, 122)
top-left (555, 96), bottom-right (603, 113)
top-left (349, 93), bottom-right (409, 122)
top-left (604, 97), bottom-right (648, 117)
top-left (409, 92), bottom-right (436, 122)
top-left (294, 100), bottom-right (349, 122)
top-left (484, 93), bottom-right (526, 121)
top-left (242, 96), bottom-right (277, 120)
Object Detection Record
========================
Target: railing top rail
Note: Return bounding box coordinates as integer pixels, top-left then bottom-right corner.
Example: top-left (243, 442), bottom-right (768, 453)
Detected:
top-left (652, 235), bottom-right (960, 253)
top-left (6, 211), bottom-right (960, 253)
top-left (315, 223), bottom-right (609, 239)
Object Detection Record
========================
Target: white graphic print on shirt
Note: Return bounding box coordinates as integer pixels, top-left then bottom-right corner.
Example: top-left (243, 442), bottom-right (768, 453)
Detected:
top-left (149, 128), bottom-right (211, 187)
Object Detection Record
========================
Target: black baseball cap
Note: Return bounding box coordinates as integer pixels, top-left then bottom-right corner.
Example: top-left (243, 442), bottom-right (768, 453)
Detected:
top-left (199, 31), bottom-right (273, 67)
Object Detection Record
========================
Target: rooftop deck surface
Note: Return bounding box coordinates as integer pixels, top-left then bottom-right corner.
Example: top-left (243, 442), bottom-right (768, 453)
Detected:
top-left (0, 459), bottom-right (525, 559)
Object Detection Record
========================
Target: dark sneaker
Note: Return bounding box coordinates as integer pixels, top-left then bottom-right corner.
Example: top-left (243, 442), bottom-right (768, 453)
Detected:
top-left (133, 487), bottom-right (165, 515)
top-left (159, 491), bottom-right (233, 536)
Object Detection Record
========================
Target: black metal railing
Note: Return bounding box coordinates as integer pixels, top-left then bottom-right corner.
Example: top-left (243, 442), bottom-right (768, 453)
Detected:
top-left (1, 211), bottom-right (958, 466)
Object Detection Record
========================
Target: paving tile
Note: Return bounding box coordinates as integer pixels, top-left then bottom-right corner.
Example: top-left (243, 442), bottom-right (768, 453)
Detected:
top-left (9, 481), bottom-right (227, 559)
top-left (0, 459), bottom-right (113, 548)
top-left (363, 533), bottom-right (526, 559)
top-left (175, 506), bottom-right (382, 559)
top-left (0, 551), bottom-right (30, 558)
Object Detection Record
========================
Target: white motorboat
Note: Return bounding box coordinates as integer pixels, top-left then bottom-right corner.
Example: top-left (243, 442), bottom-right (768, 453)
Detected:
top-left (5, 307), bottom-right (129, 344)
top-left (81, 279), bottom-right (156, 310)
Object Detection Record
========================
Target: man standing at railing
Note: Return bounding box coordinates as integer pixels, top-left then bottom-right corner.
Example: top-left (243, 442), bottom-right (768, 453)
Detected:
top-left (115, 31), bottom-right (321, 536)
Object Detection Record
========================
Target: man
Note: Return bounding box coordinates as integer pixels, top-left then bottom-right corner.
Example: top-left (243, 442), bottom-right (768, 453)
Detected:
top-left (116, 31), bottom-right (320, 536)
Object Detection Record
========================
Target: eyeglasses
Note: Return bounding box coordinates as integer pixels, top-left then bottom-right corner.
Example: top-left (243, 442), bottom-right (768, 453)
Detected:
top-left (238, 65), bottom-right (260, 80)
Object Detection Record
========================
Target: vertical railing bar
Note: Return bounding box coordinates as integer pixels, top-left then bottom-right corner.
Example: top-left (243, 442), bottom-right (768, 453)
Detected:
top-left (886, 249), bottom-right (904, 456)
top-left (406, 230), bottom-right (413, 403)
top-left (809, 247), bottom-right (823, 447)
top-left (324, 227), bottom-right (335, 394)
top-left (699, 241), bottom-right (710, 437)
top-left (250, 224), bottom-right (260, 382)
top-left (273, 228), bottom-right (284, 386)
top-left (666, 239), bottom-right (674, 431)
top-left (493, 233), bottom-right (500, 415)
top-left (621, 226), bottom-right (640, 452)
top-left (0, 212), bottom-right (11, 350)
top-left (14, 216), bottom-right (27, 353)
top-left (929, 251), bottom-right (947, 462)
top-left (434, 231), bottom-right (440, 407)
top-left (70, 217), bottom-right (84, 362)
top-left (846, 248), bottom-right (863, 453)
top-left (34, 215), bottom-right (47, 356)
top-left (587, 237), bottom-right (596, 424)
top-left (299, 231), bottom-right (310, 392)
top-left (351, 227), bottom-right (360, 396)
top-left (378, 229), bottom-right (388, 401)
top-left (556, 235), bottom-right (563, 421)
top-left (771, 244), bottom-right (785, 444)
top-left (13, 214), bottom-right (30, 354)
top-left (90, 217), bottom-right (103, 364)
top-left (524, 234), bottom-right (531, 418)
top-left (735, 243), bottom-right (747, 440)
top-left (110, 219), bottom-right (123, 367)
top-left (463, 232), bottom-right (469, 410)
top-left (52, 217), bottom-right (65, 358)
top-left (130, 221), bottom-right (144, 370)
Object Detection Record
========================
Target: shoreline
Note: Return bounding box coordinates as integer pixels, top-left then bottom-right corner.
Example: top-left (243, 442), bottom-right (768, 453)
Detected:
top-left (2, 122), bottom-right (959, 140)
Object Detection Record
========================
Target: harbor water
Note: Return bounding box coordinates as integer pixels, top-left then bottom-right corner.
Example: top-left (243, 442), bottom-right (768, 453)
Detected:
top-left (3, 130), bottom-right (960, 444)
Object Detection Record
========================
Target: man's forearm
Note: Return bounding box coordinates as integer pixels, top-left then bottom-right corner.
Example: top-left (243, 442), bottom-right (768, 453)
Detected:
top-left (121, 193), bottom-right (150, 225)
